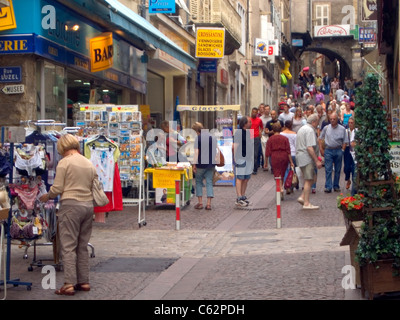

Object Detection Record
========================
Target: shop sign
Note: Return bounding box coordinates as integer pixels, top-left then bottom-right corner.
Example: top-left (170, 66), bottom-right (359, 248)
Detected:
top-left (198, 59), bottom-right (217, 73)
top-left (149, 0), bottom-right (175, 13)
top-left (152, 169), bottom-right (184, 189)
top-left (0, 66), bottom-right (21, 82)
top-left (177, 105), bottom-right (240, 112)
top-left (195, 28), bottom-right (225, 59)
top-left (90, 33), bottom-right (114, 73)
top-left (0, 0), bottom-right (17, 32)
top-left (314, 25), bottom-right (350, 37)
top-left (0, 35), bottom-right (33, 53)
top-left (1, 84), bottom-right (24, 94)
top-left (390, 142), bottom-right (400, 174)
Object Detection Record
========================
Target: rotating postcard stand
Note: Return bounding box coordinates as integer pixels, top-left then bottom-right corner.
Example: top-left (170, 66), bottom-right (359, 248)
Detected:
top-left (0, 126), bottom-right (32, 291)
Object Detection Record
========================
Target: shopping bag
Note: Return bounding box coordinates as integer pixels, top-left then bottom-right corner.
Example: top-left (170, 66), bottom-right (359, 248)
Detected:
top-left (292, 171), bottom-right (299, 189)
top-left (284, 169), bottom-right (294, 190)
top-left (92, 177), bottom-right (109, 207)
top-left (215, 147), bottom-right (225, 167)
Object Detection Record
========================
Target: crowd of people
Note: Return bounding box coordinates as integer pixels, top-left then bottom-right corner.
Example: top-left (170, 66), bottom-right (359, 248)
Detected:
top-left (228, 72), bottom-right (358, 210)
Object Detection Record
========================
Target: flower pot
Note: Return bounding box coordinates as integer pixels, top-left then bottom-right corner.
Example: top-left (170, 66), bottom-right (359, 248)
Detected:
top-left (360, 259), bottom-right (400, 300)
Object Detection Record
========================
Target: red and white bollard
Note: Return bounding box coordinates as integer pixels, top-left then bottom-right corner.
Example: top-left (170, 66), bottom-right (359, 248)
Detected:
top-left (275, 177), bottom-right (281, 229)
top-left (175, 180), bottom-right (181, 230)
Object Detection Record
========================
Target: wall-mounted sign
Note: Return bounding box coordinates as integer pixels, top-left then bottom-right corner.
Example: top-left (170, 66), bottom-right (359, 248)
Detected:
top-left (0, 0), bottom-right (17, 32)
top-left (195, 28), bottom-right (225, 59)
top-left (255, 38), bottom-right (268, 56)
top-left (314, 25), bottom-right (351, 37)
top-left (149, 0), bottom-right (175, 13)
top-left (198, 59), bottom-right (217, 73)
top-left (292, 39), bottom-right (303, 47)
top-left (0, 66), bottom-right (21, 82)
top-left (2, 84), bottom-right (24, 94)
top-left (90, 32), bottom-right (114, 73)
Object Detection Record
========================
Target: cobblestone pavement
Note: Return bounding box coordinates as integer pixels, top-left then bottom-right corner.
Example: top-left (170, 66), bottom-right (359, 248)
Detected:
top-left (1, 168), bottom-right (368, 301)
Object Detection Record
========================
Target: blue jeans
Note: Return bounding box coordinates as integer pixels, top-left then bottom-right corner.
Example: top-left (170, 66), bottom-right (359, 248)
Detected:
top-left (195, 167), bottom-right (214, 198)
top-left (324, 148), bottom-right (343, 190)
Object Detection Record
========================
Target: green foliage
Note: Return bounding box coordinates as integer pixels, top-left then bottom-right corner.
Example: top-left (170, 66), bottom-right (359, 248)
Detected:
top-left (353, 73), bottom-right (400, 271)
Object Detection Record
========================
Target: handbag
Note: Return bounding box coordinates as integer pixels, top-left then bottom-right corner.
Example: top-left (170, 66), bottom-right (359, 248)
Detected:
top-left (215, 147), bottom-right (225, 167)
top-left (292, 171), bottom-right (299, 189)
top-left (284, 169), bottom-right (294, 190)
top-left (92, 177), bottom-right (109, 207)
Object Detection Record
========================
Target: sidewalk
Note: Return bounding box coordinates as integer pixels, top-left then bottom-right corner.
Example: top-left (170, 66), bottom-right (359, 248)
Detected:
top-left (1, 168), bottom-right (364, 300)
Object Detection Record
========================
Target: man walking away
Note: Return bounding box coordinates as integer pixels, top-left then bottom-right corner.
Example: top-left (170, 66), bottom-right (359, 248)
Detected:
top-left (295, 114), bottom-right (322, 209)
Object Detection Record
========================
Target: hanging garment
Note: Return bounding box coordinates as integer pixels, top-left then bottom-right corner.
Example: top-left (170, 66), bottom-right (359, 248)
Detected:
top-left (13, 184), bottom-right (39, 210)
top-left (94, 163), bottom-right (123, 213)
top-left (15, 146), bottom-right (44, 176)
top-left (90, 149), bottom-right (115, 192)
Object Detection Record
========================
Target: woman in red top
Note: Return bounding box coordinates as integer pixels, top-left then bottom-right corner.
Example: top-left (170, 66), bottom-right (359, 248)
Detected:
top-left (265, 122), bottom-right (294, 199)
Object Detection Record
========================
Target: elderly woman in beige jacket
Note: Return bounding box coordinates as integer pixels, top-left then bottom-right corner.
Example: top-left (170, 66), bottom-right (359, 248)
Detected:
top-left (40, 134), bottom-right (97, 296)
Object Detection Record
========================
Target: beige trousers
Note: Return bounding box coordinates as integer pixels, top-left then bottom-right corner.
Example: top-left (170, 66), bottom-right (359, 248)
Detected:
top-left (58, 200), bottom-right (93, 285)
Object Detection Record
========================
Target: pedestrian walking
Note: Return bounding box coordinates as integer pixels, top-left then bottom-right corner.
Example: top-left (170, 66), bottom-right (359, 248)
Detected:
top-left (340, 102), bottom-right (354, 128)
top-left (319, 113), bottom-right (349, 193)
top-left (265, 122), bottom-right (294, 200)
top-left (39, 134), bottom-right (97, 296)
top-left (343, 117), bottom-right (356, 192)
top-left (192, 122), bottom-right (218, 210)
top-left (250, 107), bottom-right (263, 175)
top-left (260, 105), bottom-right (272, 171)
top-left (292, 107), bottom-right (306, 133)
top-left (295, 114), bottom-right (323, 209)
top-left (281, 120), bottom-right (297, 194)
top-left (233, 116), bottom-right (254, 207)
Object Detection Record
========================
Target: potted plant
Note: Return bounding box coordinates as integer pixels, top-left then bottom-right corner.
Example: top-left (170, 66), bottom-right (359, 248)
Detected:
top-left (337, 193), bottom-right (365, 221)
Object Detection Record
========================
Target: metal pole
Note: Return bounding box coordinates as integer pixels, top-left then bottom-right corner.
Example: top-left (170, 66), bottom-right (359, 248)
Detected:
top-left (275, 177), bottom-right (281, 229)
top-left (175, 180), bottom-right (181, 231)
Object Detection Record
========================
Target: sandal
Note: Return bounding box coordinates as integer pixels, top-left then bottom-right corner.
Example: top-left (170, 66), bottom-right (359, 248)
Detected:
top-left (194, 203), bottom-right (203, 209)
top-left (205, 205), bottom-right (211, 210)
top-left (74, 283), bottom-right (90, 292)
top-left (55, 284), bottom-right (75, 296)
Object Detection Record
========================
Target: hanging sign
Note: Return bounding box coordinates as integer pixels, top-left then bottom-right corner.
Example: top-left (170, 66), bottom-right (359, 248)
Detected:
top-left (0, 0), bottom-right (17, 32)
top-left (149, 0), bottom-right (175, 13)
top-left (195, 28), bottom-right (225, 59)
top-left (90, 32), bottom-right (114, 72)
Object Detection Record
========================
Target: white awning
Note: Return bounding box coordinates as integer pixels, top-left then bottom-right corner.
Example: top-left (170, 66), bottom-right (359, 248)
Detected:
top-left (176, 0), bottom-right (190, 14)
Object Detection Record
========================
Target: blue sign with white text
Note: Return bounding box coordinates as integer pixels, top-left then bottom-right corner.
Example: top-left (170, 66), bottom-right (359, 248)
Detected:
top-left (149, 0), bottom-right (175, 13)
top-left (0, 66), bottom-right (22, 83)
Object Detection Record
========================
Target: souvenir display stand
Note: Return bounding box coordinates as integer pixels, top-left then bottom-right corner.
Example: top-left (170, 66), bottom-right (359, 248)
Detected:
top-left (144, 163), bottom-right (192, 208)
top-left (176, 105), bottom-right (239, 187)
top-left (76, 104), bottom-right (146, 227)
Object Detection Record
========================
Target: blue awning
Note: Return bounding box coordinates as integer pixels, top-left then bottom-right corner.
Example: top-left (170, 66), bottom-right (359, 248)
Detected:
top-left (100, 0), bottom-right (197, 69)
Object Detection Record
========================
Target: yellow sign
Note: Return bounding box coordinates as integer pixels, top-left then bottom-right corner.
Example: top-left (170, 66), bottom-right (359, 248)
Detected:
top-left (195, 28), bottom-right (225, 58)
top-left (90, 32), bottom-right (114, 72)
top-left (0, 0), bottom-right (17, 32)
top-left (152, 169), bottom-right (184, 189)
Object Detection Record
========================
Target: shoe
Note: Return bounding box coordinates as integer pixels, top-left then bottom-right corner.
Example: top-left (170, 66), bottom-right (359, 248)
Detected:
top-left (297, 197), bottom-right (305, 205)
top-left (346, 180), bottom-right (351, 189)
top-left (55, 284), bottom-right (75, 296)
top-left (194, 203), bottom-right (203, 209)
top-left (74, 283), bottom-right (90, 292)
top-left (334, 188), bottom-right (341, 192)
top-left (324, 189), bottom-right (332, 193)
top-left (312, 188), bottom-right (316, 194)
top-left (303, 204), bottom-right (319, 210)
top-left (252, 171), bottom-right (257, 175)
top-left (242, 196), bottom-right (252, 206)
top-left (235, 199), bottom-right (248, 207)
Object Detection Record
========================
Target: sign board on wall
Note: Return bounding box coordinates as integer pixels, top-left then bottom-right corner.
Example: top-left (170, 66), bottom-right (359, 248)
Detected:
top-left (149, 0), bottom-right (175, 13)
top-left (90, 32), bottom-right (114, 72)
top-left (195, 28), bottom-right (225, 59)
top-left (0, 66), bottom-right (21, 82)
top-left (0, 0), bottom-right (17, 31)
top-left (314, 25), bottom-right (351, 37)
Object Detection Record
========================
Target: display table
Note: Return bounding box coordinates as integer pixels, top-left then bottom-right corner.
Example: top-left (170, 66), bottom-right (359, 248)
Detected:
top-left (144, 165), bottom-right (193, 207)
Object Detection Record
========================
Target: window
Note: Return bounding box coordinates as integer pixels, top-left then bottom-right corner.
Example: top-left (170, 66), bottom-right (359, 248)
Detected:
top-left (315, 4), bottom-right (329, 26)
top-left (237, 3), bottom-right (246, 55)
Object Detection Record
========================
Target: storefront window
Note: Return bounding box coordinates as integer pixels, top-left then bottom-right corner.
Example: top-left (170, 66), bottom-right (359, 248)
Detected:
top-left (44, 61), bottom-right (66, 123)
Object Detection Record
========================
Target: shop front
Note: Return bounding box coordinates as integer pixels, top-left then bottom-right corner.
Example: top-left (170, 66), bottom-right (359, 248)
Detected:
top-left (0, 0), bottom-right (149, 126)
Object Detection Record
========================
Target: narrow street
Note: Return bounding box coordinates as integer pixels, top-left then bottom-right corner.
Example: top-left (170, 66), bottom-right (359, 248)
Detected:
top-left (3, 168), bottom-right (365, 301)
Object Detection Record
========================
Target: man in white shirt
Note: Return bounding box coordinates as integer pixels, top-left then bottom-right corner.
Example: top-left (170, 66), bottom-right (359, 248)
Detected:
top-left (278, 103), bottom-right (294, 124)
